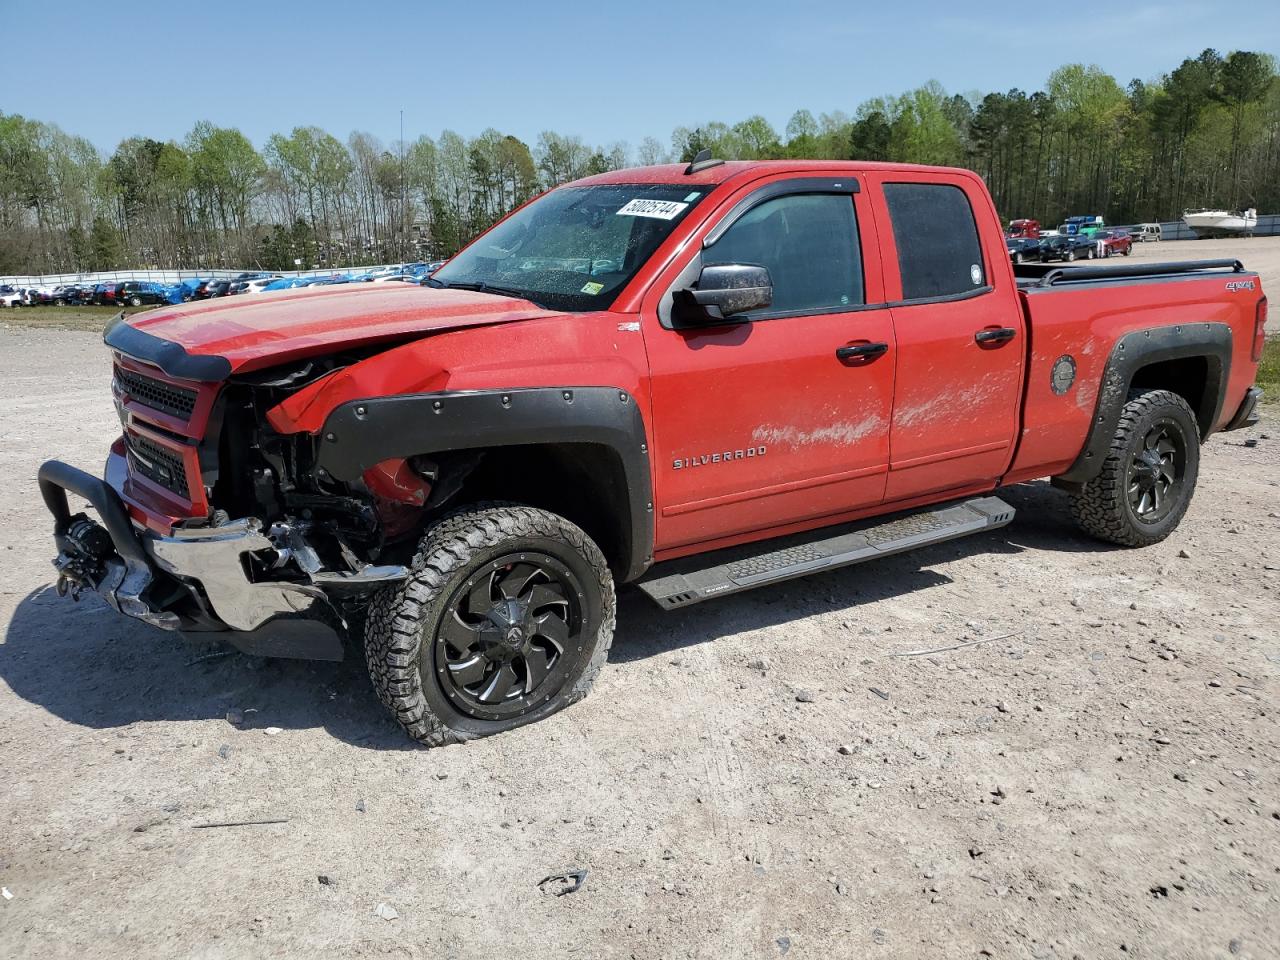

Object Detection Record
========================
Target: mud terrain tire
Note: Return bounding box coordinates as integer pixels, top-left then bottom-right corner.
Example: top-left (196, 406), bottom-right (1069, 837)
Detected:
top-left (1068, 389), bottom-right (1200, 547)
top-left (365, 503), bottom-right (615, 746)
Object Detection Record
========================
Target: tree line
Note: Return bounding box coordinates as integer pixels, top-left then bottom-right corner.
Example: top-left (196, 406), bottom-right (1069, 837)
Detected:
top-left (2, 48), bottom-right (1277, 276)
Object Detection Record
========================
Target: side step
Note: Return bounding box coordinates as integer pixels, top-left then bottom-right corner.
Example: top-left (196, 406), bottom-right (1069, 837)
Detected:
top-left (636, 496), bottom-right (1015, 609)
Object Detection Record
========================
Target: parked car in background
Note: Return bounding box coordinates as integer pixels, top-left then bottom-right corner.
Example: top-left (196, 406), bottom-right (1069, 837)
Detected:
top-left (117, 281), bottom-right (171, 307)
top-left (50, 285), bottom-right (85, 305)
top-left (1006, 236), bottom-right (1041, 264)
top-left (241, 277), bottom-right (284, 295)
top-left (0, 285), bottom-right (22, 308)
top-left (1099, 229), bottom-right (1133, 258)
top-left (1040, 232), bottom-right (1099, 262)
top-left (1131, 223), bottom-right (1162, 242)
top-left (92, 282), bottom-right (122, 306)
top-left (204, 280), bottom-right (233, 298)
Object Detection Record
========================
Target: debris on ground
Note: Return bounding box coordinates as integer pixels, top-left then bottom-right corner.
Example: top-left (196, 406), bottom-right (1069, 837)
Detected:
top-left (539, 868), bottom-right (588, 897)
top-left (373, 902), bottom-right (399, 921)
top-left (186, 650), bottom-right (236, 667)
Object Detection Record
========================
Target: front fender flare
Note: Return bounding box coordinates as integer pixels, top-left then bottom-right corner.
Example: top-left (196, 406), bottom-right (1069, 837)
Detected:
top-left (314, 387), bottom-right (654, 581)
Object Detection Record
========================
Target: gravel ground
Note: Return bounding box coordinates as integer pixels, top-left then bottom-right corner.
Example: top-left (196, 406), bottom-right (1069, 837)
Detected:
top-left (1, 308), bottom-right (1277, 957)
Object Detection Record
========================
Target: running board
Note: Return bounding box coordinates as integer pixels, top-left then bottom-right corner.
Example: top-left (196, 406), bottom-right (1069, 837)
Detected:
top-left (636, 496), bottom-right (1015, 609)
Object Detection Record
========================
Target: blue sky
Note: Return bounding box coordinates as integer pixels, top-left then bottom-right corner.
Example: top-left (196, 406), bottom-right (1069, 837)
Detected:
top-left (3, 0), bottom-right (1279, 153)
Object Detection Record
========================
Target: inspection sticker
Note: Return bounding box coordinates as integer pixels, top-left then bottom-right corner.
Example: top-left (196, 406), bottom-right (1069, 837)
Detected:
top-left (616, 198), bottom-right (688, 220)
top-left (580, 281), bottom-right (604, 295)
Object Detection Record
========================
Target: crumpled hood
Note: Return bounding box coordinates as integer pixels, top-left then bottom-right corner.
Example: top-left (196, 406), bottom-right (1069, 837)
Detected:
top-left (117, 283), bottom-right (559, 375)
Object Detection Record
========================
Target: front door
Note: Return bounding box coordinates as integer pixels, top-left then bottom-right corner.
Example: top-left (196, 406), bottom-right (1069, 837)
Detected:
top-left (642, 176), bottom-right (896, 554)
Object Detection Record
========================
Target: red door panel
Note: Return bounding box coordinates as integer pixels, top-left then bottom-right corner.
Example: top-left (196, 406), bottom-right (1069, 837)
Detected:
top-left (646, 312), bottom-right (896, 550)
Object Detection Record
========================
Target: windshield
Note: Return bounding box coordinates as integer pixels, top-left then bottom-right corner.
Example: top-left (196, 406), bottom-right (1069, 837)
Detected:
top-left (431, 183), bottom-right (709, 311)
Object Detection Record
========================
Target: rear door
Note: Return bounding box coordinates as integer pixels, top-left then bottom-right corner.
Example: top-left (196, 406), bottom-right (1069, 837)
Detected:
top-left (865, 173), bottom-right (1025, 502)
top-left (642, 174), bottom-right (896, 553)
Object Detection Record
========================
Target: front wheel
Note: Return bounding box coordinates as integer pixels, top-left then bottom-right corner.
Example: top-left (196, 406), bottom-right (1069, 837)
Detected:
top-left (1065, 249), bottom-right (1076, 262)
top-left (364, 504), bottom-right (615, 746)
top-left (129, 295), bottom-right (143, 306)
top-left (1067, 389), bottom-right (1200, 547)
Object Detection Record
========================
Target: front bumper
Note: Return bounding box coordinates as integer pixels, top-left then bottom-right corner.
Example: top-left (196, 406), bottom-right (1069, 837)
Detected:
top-left (37, 460), bottom-right (361, 661)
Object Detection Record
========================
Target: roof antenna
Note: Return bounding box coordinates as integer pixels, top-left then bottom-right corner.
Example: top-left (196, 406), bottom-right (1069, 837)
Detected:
top-left (684, 149), bottom-right (725, 175)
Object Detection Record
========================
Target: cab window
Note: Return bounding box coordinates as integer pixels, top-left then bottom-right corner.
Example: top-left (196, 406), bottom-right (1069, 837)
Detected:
top-left (704, 193), bottom-right (863, 318)
top-left (884, 182), bottom-right (987, 301)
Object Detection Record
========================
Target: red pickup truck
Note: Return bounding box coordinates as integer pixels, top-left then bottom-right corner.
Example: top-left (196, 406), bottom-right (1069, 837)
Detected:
top-left (39, 156), bottom-right (1266, 745)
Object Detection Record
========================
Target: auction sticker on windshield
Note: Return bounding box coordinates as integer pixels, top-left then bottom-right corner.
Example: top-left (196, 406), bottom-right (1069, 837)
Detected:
top-left (616, 198), bottom-right (689, 220)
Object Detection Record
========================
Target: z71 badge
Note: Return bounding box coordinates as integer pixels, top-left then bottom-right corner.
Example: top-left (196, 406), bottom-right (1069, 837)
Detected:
top-left (673, 446), bottom-right (766, 469)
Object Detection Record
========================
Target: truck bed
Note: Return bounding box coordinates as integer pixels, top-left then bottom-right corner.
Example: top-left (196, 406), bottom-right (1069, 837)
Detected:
top-left (1004, 257), bottom-right (1262, 486)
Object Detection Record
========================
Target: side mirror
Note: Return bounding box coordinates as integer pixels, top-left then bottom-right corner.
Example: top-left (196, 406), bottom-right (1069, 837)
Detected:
top-left (672, 263), bottom-right (772, 328)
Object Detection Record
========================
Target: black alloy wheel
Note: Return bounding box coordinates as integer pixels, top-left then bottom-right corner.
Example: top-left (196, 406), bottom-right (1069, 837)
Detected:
top-left (364, 503), bottom-right (615, 746)
top-left (432, 553), bottom-right (584, 720)
top-left (1126, 421), bottom-right (1185, 524)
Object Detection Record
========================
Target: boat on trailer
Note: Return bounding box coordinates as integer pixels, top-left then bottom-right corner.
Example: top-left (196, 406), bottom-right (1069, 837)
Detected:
top-left (1182, 208), bottom-right (1257, 235)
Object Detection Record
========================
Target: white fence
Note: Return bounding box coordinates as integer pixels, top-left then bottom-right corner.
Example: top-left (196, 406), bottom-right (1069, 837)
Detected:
top-left (0, 264), bottom-right (412, 287)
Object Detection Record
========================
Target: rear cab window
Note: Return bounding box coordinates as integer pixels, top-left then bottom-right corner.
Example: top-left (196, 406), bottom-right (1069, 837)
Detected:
top-left (883, 182), bottom-right (988, 302)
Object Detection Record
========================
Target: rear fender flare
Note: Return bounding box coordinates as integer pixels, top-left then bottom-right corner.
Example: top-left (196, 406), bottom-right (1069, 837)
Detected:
top-left (315, 387), bottom-right (654, 581)
top-left (1057, 322), bottom-right (1231, 485)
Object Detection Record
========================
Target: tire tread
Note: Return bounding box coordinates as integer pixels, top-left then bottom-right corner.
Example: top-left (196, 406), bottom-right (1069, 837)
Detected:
top-left (1068, 388), bottom-right (1199, 547)
top-left (364, 502), bottom-right (615, 746)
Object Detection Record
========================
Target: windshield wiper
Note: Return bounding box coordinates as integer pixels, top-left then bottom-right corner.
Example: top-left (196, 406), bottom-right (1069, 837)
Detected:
top-left (426, 278), bottom-right (543, 307)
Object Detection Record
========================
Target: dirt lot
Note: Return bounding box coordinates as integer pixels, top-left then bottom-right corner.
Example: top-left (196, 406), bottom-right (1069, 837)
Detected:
top-left (1, 245), bottom-right (1278, 958)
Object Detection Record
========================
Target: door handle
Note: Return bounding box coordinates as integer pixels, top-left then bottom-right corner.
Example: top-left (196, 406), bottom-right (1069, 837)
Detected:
top-left (974, 327), bottom-right (1017, 345)
top-left (835, 341), bottom-right (888, 362)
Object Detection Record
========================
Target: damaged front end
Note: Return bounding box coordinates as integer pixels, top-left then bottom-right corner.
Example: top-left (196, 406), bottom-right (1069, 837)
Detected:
top-left (38, 339), bottom-right (431, 661)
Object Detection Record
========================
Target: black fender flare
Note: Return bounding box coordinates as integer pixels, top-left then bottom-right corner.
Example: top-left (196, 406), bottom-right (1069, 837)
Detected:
top-left (1056, 322), bottom-right (1231, 485)
top-left (314, 387), bottom-right (654, 581)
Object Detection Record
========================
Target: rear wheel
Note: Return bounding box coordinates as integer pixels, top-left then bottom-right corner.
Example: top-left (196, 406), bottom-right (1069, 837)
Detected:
top-left (1068, 389), bottom-right (1200, 547)
top-left (364, 503), bottom-right (615, 746)
top-left (129, 295), bottom-right (143, 307)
